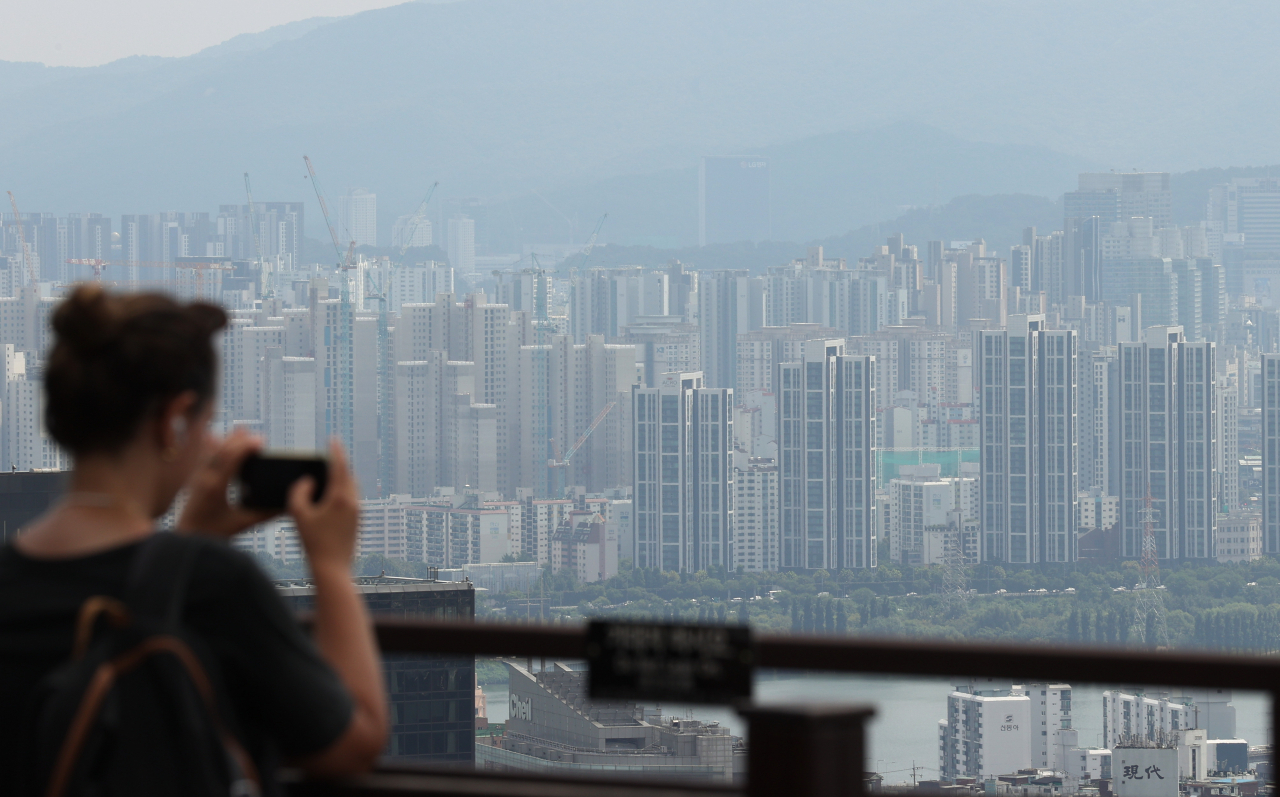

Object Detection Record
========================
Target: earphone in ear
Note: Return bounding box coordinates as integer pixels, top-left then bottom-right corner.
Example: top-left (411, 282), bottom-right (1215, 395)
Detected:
top-left (172, 417), bottom-right (187, 437)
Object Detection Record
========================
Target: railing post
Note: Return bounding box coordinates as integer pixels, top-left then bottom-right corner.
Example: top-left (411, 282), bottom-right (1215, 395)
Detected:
top-left (1271, 692), bottom-right (1279, 793)
top-left (740, 704), bottom-right (875, 797)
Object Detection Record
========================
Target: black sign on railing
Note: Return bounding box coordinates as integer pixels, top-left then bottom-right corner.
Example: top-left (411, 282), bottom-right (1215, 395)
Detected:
top-left (585, 620), bottom-right (754, 704)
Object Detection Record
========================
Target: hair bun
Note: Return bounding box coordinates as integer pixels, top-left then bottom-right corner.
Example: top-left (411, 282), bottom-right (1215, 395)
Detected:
top-left (51, 284), bottom-right (119, 355)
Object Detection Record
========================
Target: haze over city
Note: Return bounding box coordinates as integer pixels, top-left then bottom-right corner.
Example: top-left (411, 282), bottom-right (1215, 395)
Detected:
top-left (3, 0), bottom-right (1280, 793)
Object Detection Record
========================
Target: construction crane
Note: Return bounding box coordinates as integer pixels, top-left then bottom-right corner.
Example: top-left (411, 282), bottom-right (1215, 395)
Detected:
top-left (244, 173), bottom-right (261, 261)
top-left (570, 212), bottom-right (608, 274)
top-left (581, 213), bottom-right (607, 259)
top-left (6, 192), bottom-right (35, 286)
top-left (303, 155), bottom-right (351, 268)
top-left (66, 259), bottom-right (233, 296)
top-left (300, 155), bottom-right (355, 453)
top-left (545, 401), bottom-right (614, 496)
top-left (547, 401), bottom-right (617, 497)
top-left (398, 181), bottom-right (439, 260)
top-left (245, 172), bottom-right (273, 298)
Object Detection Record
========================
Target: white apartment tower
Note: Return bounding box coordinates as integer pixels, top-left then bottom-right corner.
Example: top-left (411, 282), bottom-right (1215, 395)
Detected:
top-left (342, 189), bottom-right (377, 248)
top-left (939, 682), bottom-right (1076, 781)
top-left (1077, 347), bottom-right (1116, 494)
top-left (632, 372), bottom-right (733, 572)
top-left (977, 316), bottom-right (1078, 563)
top-left (447, 215), bottom-right (476, 275)
top-left (732, 453), bottom-right (778, 572)
top-left (263, 352), bottom-right (317, 451)
top-left (776, 341), bottom-right (877, 569)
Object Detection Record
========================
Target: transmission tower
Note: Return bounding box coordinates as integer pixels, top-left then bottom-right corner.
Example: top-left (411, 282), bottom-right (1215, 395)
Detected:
top-left (940, 522), bottom-right (968, 611)
top-left (1131, 488), bottom-right (1170, 648)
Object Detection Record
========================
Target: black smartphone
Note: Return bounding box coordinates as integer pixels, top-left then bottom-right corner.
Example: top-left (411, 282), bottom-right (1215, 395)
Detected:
top-left (237, 453), bottom-right (328, 511)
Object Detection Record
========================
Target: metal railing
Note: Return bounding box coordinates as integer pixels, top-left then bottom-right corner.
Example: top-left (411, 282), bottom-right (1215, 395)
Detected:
top-left (285, 618), bottom-right (1280, 797)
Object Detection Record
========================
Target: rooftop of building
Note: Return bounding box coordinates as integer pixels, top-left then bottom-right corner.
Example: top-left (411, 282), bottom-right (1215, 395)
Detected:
top-left (274, 573), bottom-right (475, 597)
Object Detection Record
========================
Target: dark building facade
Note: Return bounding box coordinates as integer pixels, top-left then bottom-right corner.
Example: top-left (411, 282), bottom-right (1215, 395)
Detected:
top-left (279, 578), bottom-right (476, 765)
top-left (0, 470), bottom-right (66, 541)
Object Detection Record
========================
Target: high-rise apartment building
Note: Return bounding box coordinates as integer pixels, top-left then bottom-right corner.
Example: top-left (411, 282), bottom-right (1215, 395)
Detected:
top-left (392, 353), bottom-right (496, 497)
top-left (513, 334), bottom-right (635, 498)
top-left (1262, 353), bottom-right (1280, 553)
top-left (697, 271), bottom-right (765, 392)
top-left (731, 453), bottom-right (778, 572)
top-left (342, 189), bottom-right (377, 248)
top-left (776, 341), bottom-right (876, 569)
top-left (1217, 382), bottom-right (1240, 515)
top-left (632, 371), bottom-right (733, 572)
top-left (447, 215), bottom-right (476, 275)
top-left (736, 324), bottom-right (840, 396)
top-left (1115, 327), bottom-right (1217, 559)
top-left (977, 316), bottom-right (1077, 563)
top-left (1077, 347), bottom-right (1116, 494)
top-left (313, 296), bottom-right (356, 456)
top-left (263, 350), bottom-right (317, 451)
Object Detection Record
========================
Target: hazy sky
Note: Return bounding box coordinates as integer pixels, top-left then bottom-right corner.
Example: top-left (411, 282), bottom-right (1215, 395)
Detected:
top-left (1, 0), bottom-right (415, 67)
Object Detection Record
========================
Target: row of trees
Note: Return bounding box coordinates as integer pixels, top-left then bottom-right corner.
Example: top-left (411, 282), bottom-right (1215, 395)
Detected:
top-left (247, 548), bottom-right (1280, 653)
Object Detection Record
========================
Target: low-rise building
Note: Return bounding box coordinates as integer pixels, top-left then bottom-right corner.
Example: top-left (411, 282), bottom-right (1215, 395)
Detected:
top-left (1215, 512), bottom-right (1262, 563)
top-left (549, 510), bottom-right (616, 583)
top-left (480, 661), bottom-right (739, 780)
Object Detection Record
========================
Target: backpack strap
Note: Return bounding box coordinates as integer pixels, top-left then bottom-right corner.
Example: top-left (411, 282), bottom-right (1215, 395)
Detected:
top-left (125, 533), bottom-right (200, 627)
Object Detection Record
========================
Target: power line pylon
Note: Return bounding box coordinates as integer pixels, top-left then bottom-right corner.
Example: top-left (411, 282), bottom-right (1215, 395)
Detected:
top-left (940, 521), bottom-right (968, 612)
top-left (1131, 486), bottom-right (1170, 648)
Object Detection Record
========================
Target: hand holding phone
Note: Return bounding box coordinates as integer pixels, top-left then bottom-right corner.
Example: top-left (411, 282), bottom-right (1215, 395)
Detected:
top-left (238, 453), bottom-right (329, 511)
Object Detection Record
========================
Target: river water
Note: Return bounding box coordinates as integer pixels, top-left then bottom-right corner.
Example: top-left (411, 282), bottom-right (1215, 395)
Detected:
top-left (481, 673), bottom-right (1270, 785)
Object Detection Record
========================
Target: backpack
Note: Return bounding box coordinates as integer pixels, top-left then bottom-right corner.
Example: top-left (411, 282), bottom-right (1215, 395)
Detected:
top-left (29, 533), bottom-right (262, 797)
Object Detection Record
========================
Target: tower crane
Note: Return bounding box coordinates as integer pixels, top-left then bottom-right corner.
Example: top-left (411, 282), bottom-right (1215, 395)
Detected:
top-left (244, 173), bottom-right (261, 261)
top-left (398, 181), bottom-right (439, 261)
top-left (303, 155), bottom-right (354, 268)
top-left (64, 260), bottom-right (231, 298)
top-left (6, 192), bottom-right (35, 286)
top-left (572, 212), bottom-right (608, 273)
top-left (300, 155), bottom-right (355, 452)
top-left (547, 401), bottom-right (617, 497)
top-left (245, 172), bottom-right (273, 297)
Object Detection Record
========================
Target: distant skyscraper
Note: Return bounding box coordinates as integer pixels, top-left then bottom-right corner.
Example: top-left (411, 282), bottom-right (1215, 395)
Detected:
top-left (1074, 172), bottom-right (1172, 228)
top-left (776, 340), bottom-right (876, 569)
top-left (632, 371), bottom-right (732, 572)
top-left (342, 189), bottom-right (377, 248)
top-left (447, 215), bottom-right (476, 275)
top-left (977, 316), bottom-right (1077, 563)
top-left (1065, 173), bottom-right (1171, 304)
top-left (1220, 177), bottom-right (1280, 254)
top-left (698, 156), bottom-right (769, 246)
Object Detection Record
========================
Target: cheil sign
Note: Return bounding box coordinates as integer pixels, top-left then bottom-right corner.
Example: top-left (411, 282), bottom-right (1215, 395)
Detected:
top-left (510, 694), bottom-right (532, 721)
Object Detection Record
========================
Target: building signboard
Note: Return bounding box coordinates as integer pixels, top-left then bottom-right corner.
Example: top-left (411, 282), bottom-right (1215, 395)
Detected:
top-left (1115, 747), bottom-right (1178, 797)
